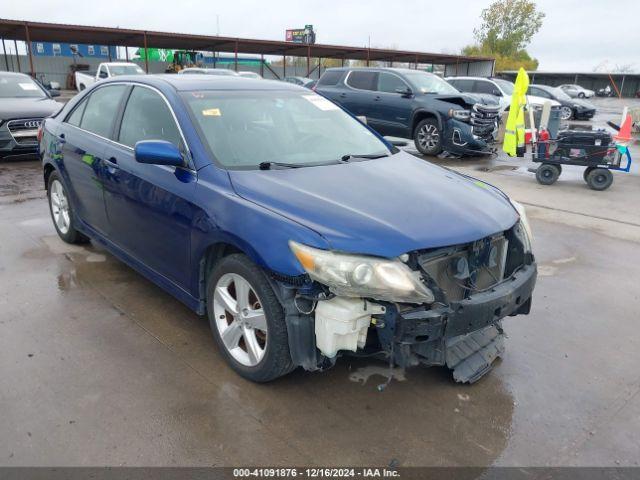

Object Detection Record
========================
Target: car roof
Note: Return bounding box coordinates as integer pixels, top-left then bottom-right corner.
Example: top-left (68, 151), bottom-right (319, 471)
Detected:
top-left (325, 67), bottom-right (432, 74)
top-left (101, 74), bottom-right (304, 92)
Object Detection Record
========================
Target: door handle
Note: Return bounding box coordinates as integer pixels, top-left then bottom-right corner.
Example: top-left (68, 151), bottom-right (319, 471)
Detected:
top-left (374, 95), bottom-right (381, 101)
top-left (104, 156), bottom-right (119, 170)
top-left (339, 93), bottom-right (347, 98)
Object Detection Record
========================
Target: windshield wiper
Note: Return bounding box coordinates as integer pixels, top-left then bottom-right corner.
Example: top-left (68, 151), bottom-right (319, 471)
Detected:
top-left (258, 161), bottom-right (304, 170)
top-left (341, 153), bottom-right (390, 162)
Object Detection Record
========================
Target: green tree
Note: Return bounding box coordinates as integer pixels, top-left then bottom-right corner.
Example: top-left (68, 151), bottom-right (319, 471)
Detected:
top-left (463, 0), bottom-right (544, 71)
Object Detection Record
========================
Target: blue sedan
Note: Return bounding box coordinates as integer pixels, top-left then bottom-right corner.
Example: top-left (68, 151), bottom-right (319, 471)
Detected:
top-left (40, 75), bottom-right (536, 383)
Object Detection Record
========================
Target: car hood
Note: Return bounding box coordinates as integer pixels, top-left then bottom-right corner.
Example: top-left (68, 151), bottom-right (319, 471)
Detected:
top-left (570, 98), bottom-right (595, 109)
top-left (0, 97), bottom-right (62, 120)
top-left (228, 152), bottom-right (519, 258)
top-left (427, 92), bottom-right (499, 107)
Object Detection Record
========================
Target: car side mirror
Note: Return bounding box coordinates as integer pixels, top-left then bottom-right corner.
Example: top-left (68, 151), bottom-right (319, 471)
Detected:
top-left (49, 89), bottom-right (61, 98)
top-left (99, 71), bottom-right (108, 79)
top-left (492, 89), bottom-right (502, 97)
top-left (134, 140), bottom-right (184, 167)
top-left (395, 87), bottom-right (413, 97)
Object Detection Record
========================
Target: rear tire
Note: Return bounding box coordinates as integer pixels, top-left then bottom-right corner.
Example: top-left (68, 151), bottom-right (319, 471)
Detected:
top-left (47, 170), bottom-right (89, 244)
top-left (206, 254), bottom-right (295, 382)
top-left (414, 118), bottom-right (442, 156)
top-left (535, 163), bottom-right (560, 185)
top-left (578, 92), bottom-right (585, 98)
top-left (583, 167), bottom-right (595, 182)
top-left (586, 168), bottom-right (613, 191)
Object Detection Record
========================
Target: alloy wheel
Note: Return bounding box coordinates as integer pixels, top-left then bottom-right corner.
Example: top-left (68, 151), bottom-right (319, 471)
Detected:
top-left (213, 273), bottom-right (268, 367)
top-left (418, 124), bottom-right (439, 150)
top-left (560, 106), bottom-right (573, 120)
top-left (50, 179), bottom-right (70, 235)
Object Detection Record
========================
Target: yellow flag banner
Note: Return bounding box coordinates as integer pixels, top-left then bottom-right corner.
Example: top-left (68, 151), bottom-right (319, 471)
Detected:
top-left (503, 67), bottom-right (530, 157)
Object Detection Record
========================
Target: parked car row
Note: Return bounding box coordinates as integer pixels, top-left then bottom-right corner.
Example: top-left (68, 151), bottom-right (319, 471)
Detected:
top-left (315, 68), bottom-right (501, 156)
top-left (0, 71), bottom-right (62, 158)
top-left (39, 73), bottom-right (537, 383)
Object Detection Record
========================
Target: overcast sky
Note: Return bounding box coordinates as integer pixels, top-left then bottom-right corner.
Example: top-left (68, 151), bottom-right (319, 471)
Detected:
top-left (2, 0), bottom-right (638, 72)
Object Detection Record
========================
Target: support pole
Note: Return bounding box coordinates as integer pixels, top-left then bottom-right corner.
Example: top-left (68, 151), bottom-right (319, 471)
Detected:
top-left (306, 45), bottom-right (310, 77)
top-left (108, 46), bottom-right (112, 62)
top-left (24, 24), bottom-right (34, 77)
top-left (260, 53), bottom-right (264, 77)
top-left (125, 46), bottom-right (129, 61)
top-left (415, 54), bottom-right (418, 70)
top-left (341, 57), bottom-right (344, 67)
top-left (283, 54), bottom-right (286, 78)
top-left (143, 32), bottom-right (149, 73)
top-left (366, 48), bottom-right (370, 67)
top-left (234, 40), bottom-right (238, 71)
top-left (14, 39), bottom-right (21, 72)
top-left (318, 57), bottom-right (322, 79)
top-left (1, 38), bottom-right (8, 70)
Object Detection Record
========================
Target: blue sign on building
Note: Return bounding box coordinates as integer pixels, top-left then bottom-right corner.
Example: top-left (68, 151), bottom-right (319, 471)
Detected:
top-left (31, 41), bottom-right (117, 59)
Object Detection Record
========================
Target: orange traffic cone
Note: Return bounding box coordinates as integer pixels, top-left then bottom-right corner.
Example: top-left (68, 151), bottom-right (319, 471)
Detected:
top-left (615, 114), bottom-right (632, 142)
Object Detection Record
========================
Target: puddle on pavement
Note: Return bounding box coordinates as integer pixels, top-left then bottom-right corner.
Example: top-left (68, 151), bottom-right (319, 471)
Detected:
top-left (20, 232), bottom-right (517, 467)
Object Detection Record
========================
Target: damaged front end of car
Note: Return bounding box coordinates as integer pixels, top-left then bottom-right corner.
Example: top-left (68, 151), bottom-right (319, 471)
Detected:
top-left (439, 96), bottom-right (501, 157)
top-left (267, 203), bottom-right (536, 384)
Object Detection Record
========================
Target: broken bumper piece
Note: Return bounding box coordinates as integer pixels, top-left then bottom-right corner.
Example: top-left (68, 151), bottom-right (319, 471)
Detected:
top-left (392, 262), bottom-right (537, 382)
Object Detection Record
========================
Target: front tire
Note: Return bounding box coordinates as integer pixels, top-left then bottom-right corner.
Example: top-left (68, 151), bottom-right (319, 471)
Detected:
top-left (414, 118), bottom-right (443, 156)
top-left (206, 254), bottom-right (295, 382)
top-left (47, 170), bottom-right (89, 244)
top-left (578, 92), bottom-right (585, 98)
top-left (536, 163), bottom-right (561, 185)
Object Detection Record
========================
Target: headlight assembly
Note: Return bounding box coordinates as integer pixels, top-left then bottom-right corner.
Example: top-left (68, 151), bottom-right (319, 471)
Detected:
top-left (448, 109), bottom-right (470, 122)
top-left (289, 241), bottom-right (434, 304)
top-left (510, 200), bottom-right (533, 252)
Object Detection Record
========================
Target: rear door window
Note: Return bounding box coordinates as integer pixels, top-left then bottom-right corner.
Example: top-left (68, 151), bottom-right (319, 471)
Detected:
top-left (318, 70), bottom-right (343, 86)
top-left (66, 99), bottom-right (87, 127)
top-left (118, 86), bottom-right (182, 148)
top-left (346, 71), bottom-right (378, 91)
top-left (377, 72), bottom-right (409, 93)
top-left (473, 80), bottom-right (497, 95)
top-left (449, 78), bottom-right (473, 92)
top-left (80, 85), bottom-right (128, 138)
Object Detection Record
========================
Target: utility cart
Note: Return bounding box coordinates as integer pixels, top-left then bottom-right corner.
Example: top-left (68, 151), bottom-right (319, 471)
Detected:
top-left (531, 128), bottom-right (632, 191)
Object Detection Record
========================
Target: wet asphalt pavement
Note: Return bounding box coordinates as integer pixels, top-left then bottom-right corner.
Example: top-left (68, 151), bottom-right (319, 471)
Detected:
top-left (1, 98), bottom-right (639, 467)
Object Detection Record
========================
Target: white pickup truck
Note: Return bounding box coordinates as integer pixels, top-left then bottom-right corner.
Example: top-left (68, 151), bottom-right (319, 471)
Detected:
top-left (75, 62), bottom-right (145, 91)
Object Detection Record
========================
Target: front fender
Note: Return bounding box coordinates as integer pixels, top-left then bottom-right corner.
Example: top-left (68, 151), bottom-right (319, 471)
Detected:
top-left (190, 166), bottom-right (329, 294)
top-left (410, 108), bottom-right (444, 132)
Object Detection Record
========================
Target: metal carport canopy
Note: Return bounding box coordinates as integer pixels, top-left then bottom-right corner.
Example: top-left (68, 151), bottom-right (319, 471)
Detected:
top-left (0, 18), bottom-right (493, 65)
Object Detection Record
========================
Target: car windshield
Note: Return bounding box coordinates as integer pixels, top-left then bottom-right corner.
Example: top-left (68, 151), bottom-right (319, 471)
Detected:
top-left (182, 90), bottom-right (391, 169)
top-left (403, 71), bottom-right (459, 94)
top-left (109, 65), bottom-right (145, 76)
top-left (0, 75), bottom-right (47, 98)
top-left (552, 87), bottom-right (572, 101)
top-left (493, 79), bottom-right (515, 95)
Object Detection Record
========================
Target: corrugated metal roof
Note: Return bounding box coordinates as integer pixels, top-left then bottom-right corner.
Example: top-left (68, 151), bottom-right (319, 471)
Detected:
top-left (0, 18), bottom-right (494, 65)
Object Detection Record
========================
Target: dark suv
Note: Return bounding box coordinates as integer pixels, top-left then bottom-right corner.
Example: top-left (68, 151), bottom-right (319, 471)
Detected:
top-left (315, 67), bottom-right (499, 156)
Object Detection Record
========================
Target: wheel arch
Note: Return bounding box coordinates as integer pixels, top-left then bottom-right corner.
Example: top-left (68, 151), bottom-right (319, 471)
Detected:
top-left (411, 109), bottom-right (443, 134)
top-left (43, 162), bottom-right (56, 191)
